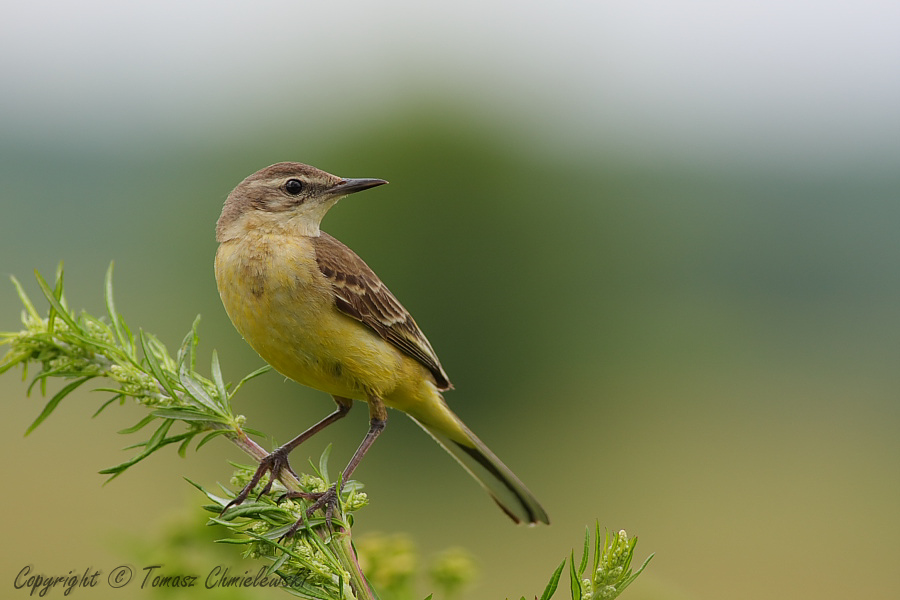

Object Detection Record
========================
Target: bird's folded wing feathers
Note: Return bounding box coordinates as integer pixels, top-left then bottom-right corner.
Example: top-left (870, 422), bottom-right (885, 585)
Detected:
top-left (313, 233), bottom-right (452, 390)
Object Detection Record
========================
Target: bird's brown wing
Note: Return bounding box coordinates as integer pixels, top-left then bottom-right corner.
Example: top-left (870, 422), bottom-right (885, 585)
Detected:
top-left (313, 232), bottom-right (452, 390)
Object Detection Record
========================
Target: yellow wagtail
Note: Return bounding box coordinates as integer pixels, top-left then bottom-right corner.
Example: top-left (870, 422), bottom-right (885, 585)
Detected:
top-left (215, 162), bottom-right (549, 527)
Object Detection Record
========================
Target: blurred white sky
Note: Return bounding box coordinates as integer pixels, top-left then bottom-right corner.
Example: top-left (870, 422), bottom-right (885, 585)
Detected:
top-left (2, 0), bottom-right (899, 167)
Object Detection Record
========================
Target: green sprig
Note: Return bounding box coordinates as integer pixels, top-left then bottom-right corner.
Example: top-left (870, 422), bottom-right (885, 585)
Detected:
top-left (1, 263), bottom-right (249, 480)
top-left (2, 264), bottom-right (654, 600)
top-left (570, 524), bottom-right (653, 600)
top-left (0, 264), bottom-right (373, 599)
top-left (188, 456), bottom-right (370, 600)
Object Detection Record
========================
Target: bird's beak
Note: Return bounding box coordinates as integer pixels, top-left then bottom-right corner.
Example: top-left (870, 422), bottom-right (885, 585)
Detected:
top-left (329, 178), bottom-right (388, 197)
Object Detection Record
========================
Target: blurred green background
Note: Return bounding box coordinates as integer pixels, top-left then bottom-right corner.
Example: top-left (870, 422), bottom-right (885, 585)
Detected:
top-left (2, 2), bottom-right (899, 599)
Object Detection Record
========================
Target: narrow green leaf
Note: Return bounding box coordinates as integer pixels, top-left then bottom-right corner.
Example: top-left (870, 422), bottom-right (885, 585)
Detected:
top-left (99, 419), bottom-right (174, 478)
top-left (140, 330), bottom-right (179, 401)
top-left (152, 408), bottom-right (226, 423)
top-left (0, 353), bottom-right (28, 376)
top-left (177, 433), bottom-right (194, 457)
top-left (270, 552), bottom-right (290, 573)
top-left (100, 431), bottom-right (196, 481)
top-left (10, 275), bottom-right (40, 321)
top-left (91, 387), bottom-right (133, 397)
top-left (568, 551), bottom-right (579, 600)
top-left (91, 387), bottom-right (127, 395)
top-left (120, 316), bottom-right (137, 358)
top-left (195, 429), bottom-right (230, 450)
top-left (92, 394), bottom-right (124, 417)
top-left (220, 503), bottom-right (294, 521)
top-left (118, 413), bottom-right (157, 434)
top-left (27, 372), bottom-right (58, 396)
top-left (142, 419), bottom-right (174, 451)
top-left (104, 262), bottom-right (128, 352)
top-left (592, 521), bottom-right (602, 575)
top-left (283, 583), bottom-right (332, 600)
top-left (539, 559), bottom-right (566, 600)
top-left (578, 526), bottom-right (590, 576)
top-left (210, 350), bottom-right (229, 409)
top-left (121, 439), bottom-right (151, 451)
top-left (178, 364), bottom-right (222, 416)
top-left (26, 369), bottom-right (90, 392)
top-left (621, 536), bottom-right (635, 574)
top-left (176, 328), bottom-right (190, 368)
top-left (54, 262), bottom-right (65, 297)
top-left (230, 364), bottom-right (272, 399)
top-left (184, 477), bottom-right (230, 506)
top-left (118, 428), bottom-right (196, 453)
top-left (176, 319), bottom-right (201, 374)
top-left (245, 528), bottom-right (319, 565)
top-left (52, 264), bottom-right (66, 332)
top-left (190, 315), bottom-right (202, 372)
top-left (618, 553), bottom-right (654, 595)
top-left (318, 444), bottom-right (332, 483)
top-left (0, 351), bottom-right (24, 375)
top-left (34, 269), bottom-right (79, 334)
top-left (304, 524), bottom-right (340, 561)
top-left (225, 460), bottom-right (253, 470)
top-left (174, 329), bottom-right (222, 415)
top-left (25, 376), bottom-right (94, 435)
top-left (153, 332), bottom-right (179, 369)
top-left (87, 312), bottom-right (139, 371)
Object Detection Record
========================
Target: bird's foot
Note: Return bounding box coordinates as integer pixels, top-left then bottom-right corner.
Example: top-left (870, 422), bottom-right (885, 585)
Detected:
top-left (278, 484), bottom-right (341, 538)
top-left (221, 447), bottom-right (298, 514)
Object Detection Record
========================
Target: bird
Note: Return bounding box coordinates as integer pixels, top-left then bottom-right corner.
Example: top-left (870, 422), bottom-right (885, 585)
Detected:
top-left (214, 161), bottom-right (549, 528)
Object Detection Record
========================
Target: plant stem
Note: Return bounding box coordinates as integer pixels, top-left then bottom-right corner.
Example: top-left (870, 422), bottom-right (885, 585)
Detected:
top-left (333, 528), bottom-right (378, 600)
top-left (220, 424), bottom-right (376, 600)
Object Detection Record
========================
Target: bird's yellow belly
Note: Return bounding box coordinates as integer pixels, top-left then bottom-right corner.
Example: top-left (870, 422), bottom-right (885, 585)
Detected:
top-left (215, 237), bottom-right (408, 401)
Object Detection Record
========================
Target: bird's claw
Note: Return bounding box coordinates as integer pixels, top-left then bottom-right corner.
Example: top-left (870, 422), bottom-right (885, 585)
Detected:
top-left (221, 447), bottom-right (298, 514)
top-left (279, 483), bottom-right (341, 539)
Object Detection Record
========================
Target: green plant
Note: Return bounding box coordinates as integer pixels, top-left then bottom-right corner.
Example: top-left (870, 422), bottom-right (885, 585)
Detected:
top-left (2, 264), bottom-right (372, 599)
top-left (2, 264), bottom-right (651, 599)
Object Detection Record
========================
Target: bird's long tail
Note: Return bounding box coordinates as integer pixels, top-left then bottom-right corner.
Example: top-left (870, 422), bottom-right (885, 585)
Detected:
top-left (406, 395), bottom-right (549, 525)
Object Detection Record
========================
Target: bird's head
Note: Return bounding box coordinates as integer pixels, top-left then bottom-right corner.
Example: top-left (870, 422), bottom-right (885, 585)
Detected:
top-left (216, 162), bottom-right (387, 241)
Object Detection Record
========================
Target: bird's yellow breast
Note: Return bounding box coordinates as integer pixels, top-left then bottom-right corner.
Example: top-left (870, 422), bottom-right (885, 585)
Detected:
top-left (215, 231), bottom-right (415, 401)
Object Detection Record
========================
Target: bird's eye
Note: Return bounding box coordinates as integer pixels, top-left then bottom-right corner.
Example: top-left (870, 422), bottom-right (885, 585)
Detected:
top-left (285, 179), bottom-right (304, 195)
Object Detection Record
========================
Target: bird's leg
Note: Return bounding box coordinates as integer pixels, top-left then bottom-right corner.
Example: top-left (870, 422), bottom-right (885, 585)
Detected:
top-left (282, 396), bottom-right (387, 534)
top-left (222, 396), bottom-right (352, 512)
